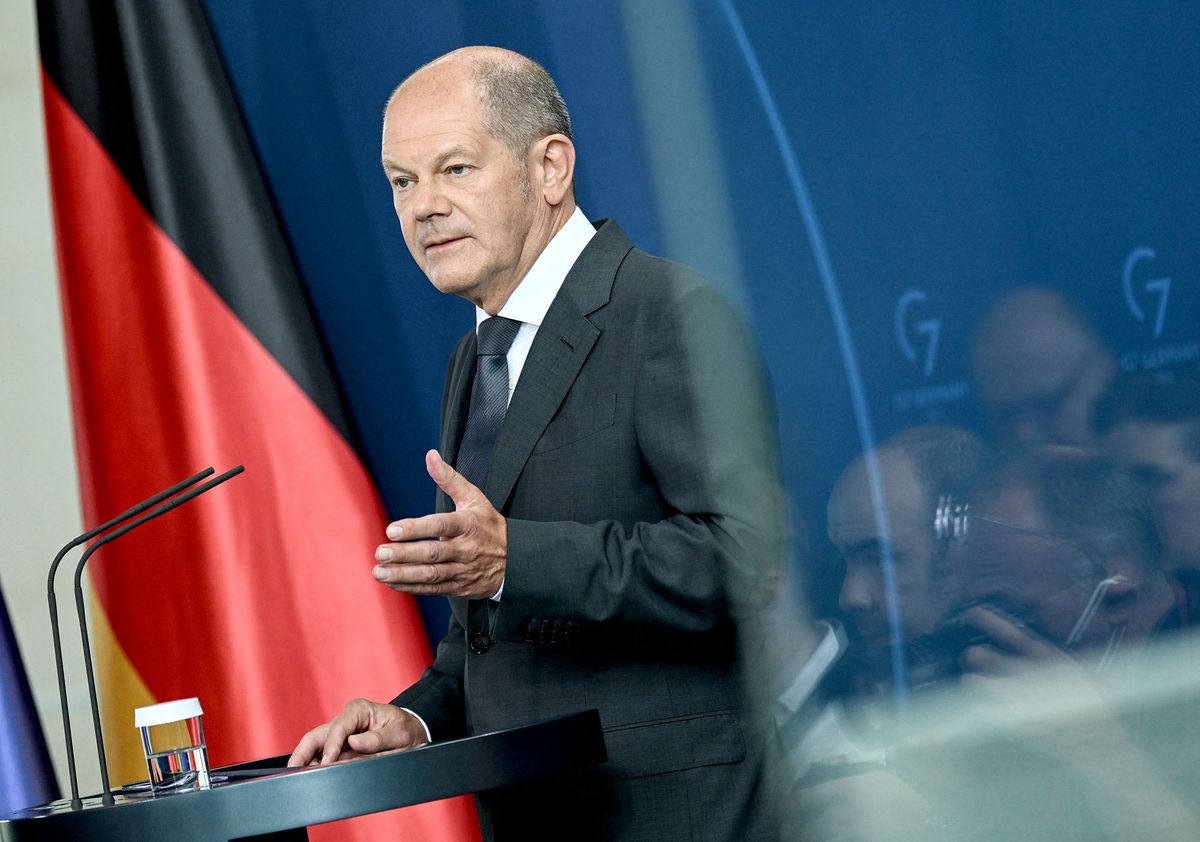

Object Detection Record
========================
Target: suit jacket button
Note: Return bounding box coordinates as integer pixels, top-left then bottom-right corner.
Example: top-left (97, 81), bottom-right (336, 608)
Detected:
top-left (470, 634), bottom-right (491, 654)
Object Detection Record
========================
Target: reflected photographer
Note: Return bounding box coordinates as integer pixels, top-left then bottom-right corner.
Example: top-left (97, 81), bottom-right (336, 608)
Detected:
top-left (944, 446), bottom-right (1192, 675)
top-left (1099, 365), bottom-right (1200, 572)
top-left (907, 493), bottom-right (1139, 686)
top-left (906, 446), bottom-right (1200, 840)
top-left (827, 426), bottom-right (991, 665)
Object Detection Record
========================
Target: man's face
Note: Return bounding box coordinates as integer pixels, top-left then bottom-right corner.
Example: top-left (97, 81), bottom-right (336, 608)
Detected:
top-left (975, 342), bottom-right (1113, 448)
top-left (954, 485), bottom-right (1108, 649)
top-left (971, 290), bottom-right (1114, 447)
top-left (1105, 419), bottom-right (1200, 569)
top-left (381, 69), bottom-right (541, 310)
top-left (828, 452), bottom-right (952, 648)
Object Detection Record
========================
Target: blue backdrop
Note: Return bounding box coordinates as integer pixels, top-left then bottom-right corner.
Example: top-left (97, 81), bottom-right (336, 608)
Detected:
top-left (197, 0), bottom-right (1200, 623)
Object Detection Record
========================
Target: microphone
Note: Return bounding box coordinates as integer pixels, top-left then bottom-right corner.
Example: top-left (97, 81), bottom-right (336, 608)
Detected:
top-left (73, 465), bottom-right (244, 807)
top-left (47, 468), bottom-right (215, 810)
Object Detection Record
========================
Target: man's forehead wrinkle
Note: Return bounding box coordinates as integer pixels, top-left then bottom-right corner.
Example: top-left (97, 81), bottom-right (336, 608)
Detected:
top-left (381, 120), bottom-right (485, 166)
top-left (384, 93), bottom-right (486, 141)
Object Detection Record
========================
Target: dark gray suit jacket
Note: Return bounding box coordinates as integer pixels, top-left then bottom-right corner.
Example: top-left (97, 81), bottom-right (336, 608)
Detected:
top-left (393, 220), bottom-right (782, 841)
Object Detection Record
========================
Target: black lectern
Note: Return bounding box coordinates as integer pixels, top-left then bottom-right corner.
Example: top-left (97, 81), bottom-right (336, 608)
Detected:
top-left (0, 710), bottom-right (606, 842)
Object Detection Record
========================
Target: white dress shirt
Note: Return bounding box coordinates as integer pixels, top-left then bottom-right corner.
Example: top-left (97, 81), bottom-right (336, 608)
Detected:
top-left (475, 205), bottom-right (596, 404)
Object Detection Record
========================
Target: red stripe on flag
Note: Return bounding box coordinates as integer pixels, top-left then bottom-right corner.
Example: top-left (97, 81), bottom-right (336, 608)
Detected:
top-left (41, 73), bottom-right (479, 840)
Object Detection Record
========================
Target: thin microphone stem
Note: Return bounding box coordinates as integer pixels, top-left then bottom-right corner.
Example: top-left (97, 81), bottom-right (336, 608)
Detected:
top-left (46, 467), bottom-right (215, 810)
top-left (72, 465), bottom-right (244, 807)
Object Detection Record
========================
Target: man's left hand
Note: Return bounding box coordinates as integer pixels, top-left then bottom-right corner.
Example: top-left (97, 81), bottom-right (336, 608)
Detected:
top-left (958, 605), bottom-right (1106, 743)
top-left (372, 449), bottom-right (507, 598)
top-left (959, 604), bottom-right (1064, 675)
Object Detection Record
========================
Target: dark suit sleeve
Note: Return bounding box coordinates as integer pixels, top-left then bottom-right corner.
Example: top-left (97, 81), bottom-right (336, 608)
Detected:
top-left (389, 611), bottom-right (467, 740)
top-left (496, 279), bottom-right (783, 640)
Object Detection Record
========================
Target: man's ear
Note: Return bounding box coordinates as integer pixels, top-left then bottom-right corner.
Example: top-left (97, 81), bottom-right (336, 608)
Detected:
top-left (532, 134), bottom-right (575, 206)
top-left (1097, 556), bottom-right (1141, 625)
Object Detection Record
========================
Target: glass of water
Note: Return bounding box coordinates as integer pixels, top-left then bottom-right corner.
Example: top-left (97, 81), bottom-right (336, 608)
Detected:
top-left (134, 697), bottom-right (211, 794)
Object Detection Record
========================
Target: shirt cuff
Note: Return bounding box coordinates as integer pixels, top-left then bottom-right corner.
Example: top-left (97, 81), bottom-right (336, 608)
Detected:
top-left (400, 707), bottom-right (433, 744)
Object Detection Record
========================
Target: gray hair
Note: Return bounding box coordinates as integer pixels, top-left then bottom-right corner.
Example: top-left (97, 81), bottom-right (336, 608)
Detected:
top-left (468, 53), bottom-right (573, 160)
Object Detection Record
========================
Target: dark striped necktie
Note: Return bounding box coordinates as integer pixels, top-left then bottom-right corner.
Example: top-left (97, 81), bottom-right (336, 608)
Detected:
top-left (455, 316), bottom-right (522, 489)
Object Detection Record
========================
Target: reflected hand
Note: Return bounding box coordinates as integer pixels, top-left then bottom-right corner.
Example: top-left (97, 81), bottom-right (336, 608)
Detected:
top-left (958, 605), bottom-right (1105, 740)
top-left (959, 604), bottom-right (1065, 676)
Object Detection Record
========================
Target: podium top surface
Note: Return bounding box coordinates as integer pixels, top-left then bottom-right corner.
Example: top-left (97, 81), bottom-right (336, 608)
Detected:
top-left (1, 709), bottom-right (606, 842)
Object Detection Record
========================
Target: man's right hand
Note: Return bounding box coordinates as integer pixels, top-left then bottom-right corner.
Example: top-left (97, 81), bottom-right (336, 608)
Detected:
top-left (286, 699), bottom-right (429, 767)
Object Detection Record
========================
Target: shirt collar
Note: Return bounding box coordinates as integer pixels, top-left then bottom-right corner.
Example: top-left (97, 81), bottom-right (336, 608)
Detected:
top-left (475, 206), bottom-right (596, 330)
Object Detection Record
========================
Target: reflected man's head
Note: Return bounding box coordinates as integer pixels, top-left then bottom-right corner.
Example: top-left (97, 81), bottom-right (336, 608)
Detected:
top-left (1098, 367), bottom-right (1200, 571)
top-left (955, 446), bottom-right (1168, 651)
top-left (381, 47), bottom-right (577, 313)
top-left (971, 287), bottom-right (1116, 447)
top-left (828, 425), bottom-right (990, 648)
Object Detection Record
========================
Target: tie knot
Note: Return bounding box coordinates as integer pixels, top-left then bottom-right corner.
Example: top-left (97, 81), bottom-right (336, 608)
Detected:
top-left (477, 316), bottom-right (522, 356)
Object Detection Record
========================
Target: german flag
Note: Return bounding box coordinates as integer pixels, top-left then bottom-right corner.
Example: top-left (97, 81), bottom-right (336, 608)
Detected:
top-left (37, 1), bottom-right (478, 838)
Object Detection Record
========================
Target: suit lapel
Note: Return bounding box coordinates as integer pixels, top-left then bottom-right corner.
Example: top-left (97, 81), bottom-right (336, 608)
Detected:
top-left (485, 220), bottom-right (633, 511)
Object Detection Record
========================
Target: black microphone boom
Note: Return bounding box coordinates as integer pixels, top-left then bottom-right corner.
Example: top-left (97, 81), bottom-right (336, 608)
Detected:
top-left (47, 467), bottom-right (215, 810)
top-left (72, 465), bottom-right (245, 806)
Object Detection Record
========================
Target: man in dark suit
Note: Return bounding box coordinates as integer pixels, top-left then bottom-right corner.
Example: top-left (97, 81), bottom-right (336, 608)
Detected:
top-left (289, 46), bottom-right (782, 840)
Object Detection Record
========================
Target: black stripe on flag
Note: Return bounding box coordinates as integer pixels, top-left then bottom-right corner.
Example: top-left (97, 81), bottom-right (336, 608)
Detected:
top-left (37, 0), bottom-right (356, 446)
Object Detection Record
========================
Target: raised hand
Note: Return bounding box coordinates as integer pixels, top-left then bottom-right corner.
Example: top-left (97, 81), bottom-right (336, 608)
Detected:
top-left (371, 450), bottom-right (507, 599)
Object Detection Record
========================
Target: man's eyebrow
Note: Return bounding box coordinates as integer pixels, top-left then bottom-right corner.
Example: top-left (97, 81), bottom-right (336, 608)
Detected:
top-left (381, 155), bottom-right (410, 174)
top-left (381, 145), bottom-right (475, 174)
top-left (431, 145), bottom-right (474, 168)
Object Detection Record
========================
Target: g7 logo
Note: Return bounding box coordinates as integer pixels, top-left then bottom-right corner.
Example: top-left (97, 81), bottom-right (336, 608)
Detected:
top-left (894, 289), bottom-right (940, 378)
top-left (1123, 247), bottom-right (1171, 338)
